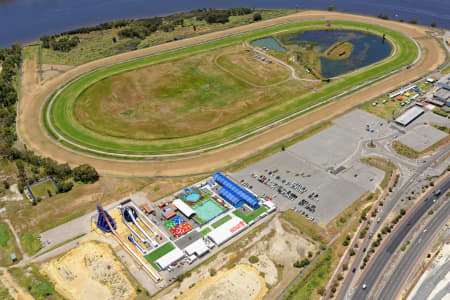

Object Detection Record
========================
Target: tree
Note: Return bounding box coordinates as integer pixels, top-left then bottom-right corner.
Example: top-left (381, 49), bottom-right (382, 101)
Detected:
top-left (57, 181), bottom-right (73, 193)
top-left (408, 18), bottom-right (418, 24)
top-left (73, 164), bottom-right (99, 183)
top-left (378, 13), bottom-right (389, 20)
top-left (328, 5), bottom-right (336, 11)
top-left (430, 21), bottom-right (437, 27)
top-left (112, 37), bottom-right (117, 43)
top-left (253, 13), bottom-right (262, 22)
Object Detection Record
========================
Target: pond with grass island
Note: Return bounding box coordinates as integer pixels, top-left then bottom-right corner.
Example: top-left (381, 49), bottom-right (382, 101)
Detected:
top-left (254, 29), bottom-right (392, 78)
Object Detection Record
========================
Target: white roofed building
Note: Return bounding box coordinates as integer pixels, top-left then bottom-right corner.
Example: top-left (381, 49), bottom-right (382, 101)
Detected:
top-left (172, 199), bottom-right (196, 218)
top-left (155, 247), bottom-right (185, 270)
top-left (395, 106), bottom-right (424, 126)
top-left (206, 217), bottom-right (247, 246)
top-left (184, 239), bottom-right (209, 257)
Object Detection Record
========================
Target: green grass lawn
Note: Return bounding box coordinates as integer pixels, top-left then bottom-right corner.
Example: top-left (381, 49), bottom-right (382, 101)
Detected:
top-left (46, 20), bottom-right (417, 157)
top-left (0, 222), bottom-right (22, 267)
top-left (233, 206), bottom-right (267, 224)
top-left (211, 215), bottom-right (232, 228)
top-left (29, 179), bottom-right (57, 200)
top-left (144, 242), bottom-right (175, 270)
top-left (360, 97), bottom-right (403, 119)
top-left (199, 227), bottom-right (212, 236)
top-left (20, 234), bottom-right (42, 257)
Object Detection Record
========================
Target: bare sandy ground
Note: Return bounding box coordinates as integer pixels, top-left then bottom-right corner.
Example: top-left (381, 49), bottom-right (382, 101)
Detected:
top-left (40, 64), bottom-right (73, 83)
top-left (41, 241), bottom-right (136, 300)
top-left (155, 216), bottom-right (315, 300)
top-left (178, 264), bottom-right (267, 300)
top-left (18, 11), bottom-right (446, 177)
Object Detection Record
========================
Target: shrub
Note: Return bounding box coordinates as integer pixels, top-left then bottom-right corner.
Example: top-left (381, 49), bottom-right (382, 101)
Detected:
top-left (428, 210), bottom-right (434, 215)
top-left (253, 13), bottom-right (262, 21)
top-left (294, 258), bottom-right (310, 268)
top-left (308, 251), bottom-right (313, 258)
top-left (248, 256), bottom-right (259, 264)
top-left (337, 274), bottom-right (344, 281)
top-left (400, 209), bottom-right (406, 215)
top-left (318, 287), bottom-right (326, 296)
top-left (209, 268), bottom-right (217, 276)
top-left (343, 264), bottom-right (348, 271)
top-left (349, 249), bottom-right (356, 256)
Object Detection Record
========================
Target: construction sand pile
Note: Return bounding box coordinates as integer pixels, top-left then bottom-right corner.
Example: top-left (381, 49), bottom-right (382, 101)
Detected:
top-left (42, 241), bottom-right (135, 300)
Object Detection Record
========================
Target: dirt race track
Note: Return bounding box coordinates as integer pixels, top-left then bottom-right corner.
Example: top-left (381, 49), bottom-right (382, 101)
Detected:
top-left (18, 11), bottom-right (446, 177)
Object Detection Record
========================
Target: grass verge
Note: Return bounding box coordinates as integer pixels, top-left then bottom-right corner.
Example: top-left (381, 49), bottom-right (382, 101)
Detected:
top-left (233, 206), bottom-right (267, 224)
top-left (211, 215), bottom-right (232, 228)
top-left (281, 210), bottom-right (329, 244)
top-left (144, 242), bottom-right (175, 270)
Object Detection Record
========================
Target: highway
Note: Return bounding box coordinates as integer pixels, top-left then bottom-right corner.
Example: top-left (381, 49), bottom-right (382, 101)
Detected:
top-left (350, 177), bottom-right (450, 300)
top-left (339, 144), bottom-right (450, 299)
top-left (378, 198), bottom-right (450, 299)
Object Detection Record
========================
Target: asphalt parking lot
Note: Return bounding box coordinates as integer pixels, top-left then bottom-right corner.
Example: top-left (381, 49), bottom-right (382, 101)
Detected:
top-left (398, 124), bottom-right (447, 151)
top-left (231, 110), bottom-right (388, 226)
top-left (231, 151), bottom-right (382, 226)
top-left (289, 110), bottom-right (394, 169)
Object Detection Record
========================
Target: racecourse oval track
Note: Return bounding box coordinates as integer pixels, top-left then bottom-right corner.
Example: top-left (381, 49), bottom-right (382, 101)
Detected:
top-left (18, 11), bottom-right (446, 177)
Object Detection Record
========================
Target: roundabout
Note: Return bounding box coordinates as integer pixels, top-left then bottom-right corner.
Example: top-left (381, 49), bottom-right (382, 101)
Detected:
top-left (18, 11), bottom-right (446, 176)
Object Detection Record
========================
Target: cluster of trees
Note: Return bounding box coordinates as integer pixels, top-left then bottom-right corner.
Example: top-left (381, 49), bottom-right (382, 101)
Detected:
top-left (7, 148), bottom-right (98, 195)
top-left (196, 7), bottom-right (253, 24)
top-left (0, 43), bottom-right (99, 201)
top-left (0, 43), bottom-right (21, 149)
top-left (40, 35), bottom-right (80, 52)
top-left (60, 20), bottom-right (131, 35)
top-left (118, 17), bottom-right (163, 39)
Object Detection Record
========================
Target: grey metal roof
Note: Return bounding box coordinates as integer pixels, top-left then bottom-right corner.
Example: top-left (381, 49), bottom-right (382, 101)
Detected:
top-left (395, 106), bottom-right (424, 126)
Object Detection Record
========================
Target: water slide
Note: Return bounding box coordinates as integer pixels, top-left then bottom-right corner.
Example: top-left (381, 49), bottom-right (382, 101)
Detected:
top-left (97, 204), bottom-right (161, 282)
top-left (124, 206), bottom-right (158, 248)
top-left (121, 207), bottom-right (147, 245)
top-left (128, 233), bottom-right (149, 255)
top-left (129, 202), bottom-right (160, 236)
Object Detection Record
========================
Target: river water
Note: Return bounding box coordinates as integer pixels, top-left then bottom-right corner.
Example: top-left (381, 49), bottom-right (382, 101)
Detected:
top-left (0, 0), bottom-right (449, 47)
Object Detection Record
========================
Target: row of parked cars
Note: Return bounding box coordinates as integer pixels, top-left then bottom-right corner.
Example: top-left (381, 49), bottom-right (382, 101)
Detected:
top-left (253, 172), bottom-right (309, 201)
top-left (299, 199), bottom-right (316, 213)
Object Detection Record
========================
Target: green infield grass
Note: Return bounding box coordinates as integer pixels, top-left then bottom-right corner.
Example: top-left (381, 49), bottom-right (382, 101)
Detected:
top-left (46, 20), bottom-right (418, 157)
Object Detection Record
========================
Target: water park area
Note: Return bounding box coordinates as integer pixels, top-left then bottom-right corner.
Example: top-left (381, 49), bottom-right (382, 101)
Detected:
top-left (93, 173), bottom-right (276, 285)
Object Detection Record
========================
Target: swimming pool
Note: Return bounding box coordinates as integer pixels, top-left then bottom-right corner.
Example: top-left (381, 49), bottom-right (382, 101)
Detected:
top-left (185, 193), bottom-right (201, 202)
top-left (194, 200), bottom-right (224, 222)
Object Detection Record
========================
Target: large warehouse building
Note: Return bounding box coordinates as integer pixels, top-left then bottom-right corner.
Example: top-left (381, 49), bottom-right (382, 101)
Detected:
top-left (395, 106), bottom-right (424, 127)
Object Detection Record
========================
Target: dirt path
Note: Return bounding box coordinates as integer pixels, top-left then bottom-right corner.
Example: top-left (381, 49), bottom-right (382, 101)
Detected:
top-left (18, 11), bottom-right (446, 177)
top-left (4, 219), bottom-right (27, 259)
